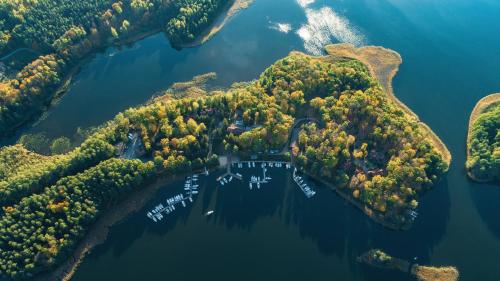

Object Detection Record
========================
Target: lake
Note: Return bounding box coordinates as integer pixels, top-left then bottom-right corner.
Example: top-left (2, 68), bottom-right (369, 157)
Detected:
top-left (21, 0), bottom-right (500, 280)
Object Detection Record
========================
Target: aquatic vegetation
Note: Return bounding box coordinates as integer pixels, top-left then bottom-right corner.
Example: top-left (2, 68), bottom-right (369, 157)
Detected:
top-left (412, 266), bottom-right (460, 281)
top-left (467, 94), bottom-right (500, 182)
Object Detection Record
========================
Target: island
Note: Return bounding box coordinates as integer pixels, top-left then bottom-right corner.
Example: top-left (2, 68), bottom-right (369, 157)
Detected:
top-left (0, 0), bottom-right (249, 138)
top-left (358, 249), bottom-right (460, 281)
top-left (0, 45), bottom-right (449, 280)
top-left (466, 93), bottom-right (500, 183)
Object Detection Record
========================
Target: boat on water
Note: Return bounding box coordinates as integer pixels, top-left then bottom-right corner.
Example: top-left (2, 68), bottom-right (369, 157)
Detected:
top-left (205, 210), bottom-right (214, 216)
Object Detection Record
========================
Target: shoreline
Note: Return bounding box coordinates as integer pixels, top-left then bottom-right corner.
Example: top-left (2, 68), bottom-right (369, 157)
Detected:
top-left (32, 165), bottom-right (216, 281)
top-left (32, 176), bottom-right (176, 281)
top-left (289, 44), bottom-right (453, 230)
top-left (177, 0), bottom-right (254, 48)
top-left (324, 44), bottom-right (452, 168)
top-left (1, 0), bottom-right (241, 140)
top-left (0, 28), bottom-right (162, 140)
top-left (466, 93), bottom-right (500, 182)
top-left (305, 172), bottom-right (408, 230)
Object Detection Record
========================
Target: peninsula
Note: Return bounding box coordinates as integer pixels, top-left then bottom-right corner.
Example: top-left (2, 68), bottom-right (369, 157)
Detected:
top-left (0, 45), bottom-right (449, 280)
top-left (466, 93), bottom-right (500, 183)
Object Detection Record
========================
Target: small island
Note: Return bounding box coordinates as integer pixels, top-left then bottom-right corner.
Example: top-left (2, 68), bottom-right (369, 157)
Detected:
top-left (0, 0), bottom-right (247, 138)
top-left (358, 249), bottom-right (460, 281)
top-left (0, 45), bottom-right (449, 280)
top-left (466, 93), bottom-right (500, 183)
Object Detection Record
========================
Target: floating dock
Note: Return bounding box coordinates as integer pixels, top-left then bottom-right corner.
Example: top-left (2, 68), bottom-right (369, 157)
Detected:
top-left (146, 169), bottom-right (208, 223)
top-left (293, 168), bottom-right (316, 198)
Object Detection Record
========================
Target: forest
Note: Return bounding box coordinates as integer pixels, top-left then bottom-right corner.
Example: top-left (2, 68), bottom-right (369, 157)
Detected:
top-left (467, 102), bottom-right (500, 181)
top-left (0, 51), bottom-right (448, 280)
top-left (260, 53), bottom-right (448, 227)
top-left (0, 0), bottom-right (231, 138)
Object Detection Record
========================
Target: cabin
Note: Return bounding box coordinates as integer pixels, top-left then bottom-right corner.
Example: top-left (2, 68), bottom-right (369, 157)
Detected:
top-left (368, 168), bottom-right (385, 176)
top-left (227, 123), bottom-right (246, 135)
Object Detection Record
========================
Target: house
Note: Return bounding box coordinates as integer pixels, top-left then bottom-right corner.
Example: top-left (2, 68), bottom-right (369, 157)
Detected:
top-left (227, 123), bottom-right (246, 135)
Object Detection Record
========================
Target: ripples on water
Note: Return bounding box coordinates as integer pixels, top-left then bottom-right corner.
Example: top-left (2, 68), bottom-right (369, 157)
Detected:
top-left (297, 0), bottom-right (315, 8)
top-left (269, 22), bottom-right (293, 33)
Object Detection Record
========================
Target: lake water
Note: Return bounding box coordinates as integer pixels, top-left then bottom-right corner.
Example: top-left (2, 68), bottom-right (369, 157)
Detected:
top-left (20, 0), bottom-right (500, 280)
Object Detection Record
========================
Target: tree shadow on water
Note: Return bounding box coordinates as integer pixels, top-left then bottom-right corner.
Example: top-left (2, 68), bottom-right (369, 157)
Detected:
top-left (283, 176), bottom-right (451, 281)
top-left (470, 180), bottom-right (500, 238)
top-left (209, 167), bottom-right (287, 231)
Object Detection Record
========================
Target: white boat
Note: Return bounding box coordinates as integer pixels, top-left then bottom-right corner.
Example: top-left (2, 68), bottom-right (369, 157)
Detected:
top-left (229, 176), bottom-right (233, 182)
top-left (205, 210), bottom-right (214, 216)
top-left (249, 182), bottom-right (253, 189)
top-left (223, 178), bottom-right (228, 184)
top-left (257, 182), bottom-right (260, 189)
top-left (181, 201), bottom-right (186, 207)
top-left (221, 181), bottom-right (225, 186)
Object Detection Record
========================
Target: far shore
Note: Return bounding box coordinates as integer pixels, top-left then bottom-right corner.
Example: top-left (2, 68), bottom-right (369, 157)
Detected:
top-left (178, 0), bottom-right (254, 48)
top-left (324, 44), bottom-right (452, 168)
top-left (466, 93), bottom-right (500, 182)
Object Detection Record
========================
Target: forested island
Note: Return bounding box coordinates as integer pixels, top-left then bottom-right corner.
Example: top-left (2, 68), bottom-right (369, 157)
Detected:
top-left (466, 93), bottom-right (500, 183)
top-left (0, 0), bottom-right (240, 138)
top-left (0, 45), bottom-right (449, 280)
top-left (358, 249), bottom-right (459, 281)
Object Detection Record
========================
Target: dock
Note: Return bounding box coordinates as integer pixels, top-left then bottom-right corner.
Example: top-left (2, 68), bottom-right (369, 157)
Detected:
top-left (230, 160), bottom-right (292, 190)
top-left (293, 168), bottom-right (316, 198)
top-left (217, 155), bottom-right (243, 186)
top-left (146, 169), bottom-right (209, 223)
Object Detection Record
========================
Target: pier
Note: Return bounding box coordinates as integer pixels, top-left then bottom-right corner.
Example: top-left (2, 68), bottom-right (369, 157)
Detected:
top-left (146, 169), bottom-right (209, 223)
top-left (230, 160), bottom-right (292, 190)
top-left (217, 155), bottom-right (243, 186)
top-left (293, 168), bottom-right (316, 198)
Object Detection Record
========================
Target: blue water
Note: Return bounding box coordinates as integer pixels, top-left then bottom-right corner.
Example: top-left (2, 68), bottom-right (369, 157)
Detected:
top-left (23, 0), bottom-right (500, 280)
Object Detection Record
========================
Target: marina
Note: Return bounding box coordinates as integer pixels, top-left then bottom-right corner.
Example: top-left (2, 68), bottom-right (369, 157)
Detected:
top-left (228, 160), bottom-right (314, 198)
top-left (231, 161), bottom-right (291, 190)
top-left (146, 170), bottom-right (208, 223)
